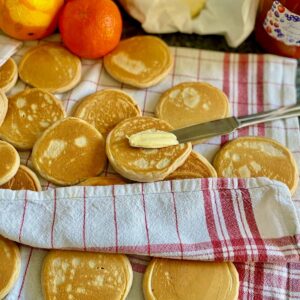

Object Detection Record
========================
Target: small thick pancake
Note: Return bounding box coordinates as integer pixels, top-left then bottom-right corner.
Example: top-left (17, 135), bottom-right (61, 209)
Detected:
top-left (78, 176), bottom-right (127, 186)
top-left (0, 88), bottom-right (66, 150)
top-left (0, 90), bottom-right (8, 127)
top-left (143, 259), bottom-right (239, 300)
top-left (0, 236), bottom-right (21, 299)
top-left (32, 117), bottom-right (106, 186)
top-left (104, 36), bottom-right (173, 88)
top-left (1, 165), bottom-right (42, 191)
top-left (0, 141), bottom-right (20, 185)
top-left (106, 117), bottom-right (192, 182)
top-left (73, 89), bottom-right (141, 137)
top-left (166, 151), bottom-right (217, 180)
top-left (156, 82), bottom-right (230, 129)
top-left (42, 250), bottom-right (133, 300)
top-left (19, 43), bottom-right (81, 93)
top-left (213, 136), bottom-right (299, 194)
top-left (0, 58), bottom-right (18, 94)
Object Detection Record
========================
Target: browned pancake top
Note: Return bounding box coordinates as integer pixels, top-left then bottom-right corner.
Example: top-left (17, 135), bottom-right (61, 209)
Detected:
top-left (73, 90), bottom-right (141, 137)
top-left (166, 151), bottom-right (217, 180)
top-left (78, 176), bottom-right (127, 186)
top-left (156, 82), bottom-right (229, 129)
top-left (42, 251), bottom-right (132, 300)
top-left (104, 36), bottom-right (172, 87)
top-left (0, 88), bottom-right (65, 149)
top-left (32, 117), bottom-right (106, 186)
top-left (0, 236), bottom-right (20, 299)
top-left (213, 136), bottom-right (299, 194)
top-left (144, 259), bottom-right (239, 300)
top-left (19, 43), bottom-right (81, 92)
top-left (1, 165), bottom-right (41, 191)
top-left (0, 141), bottom-right (19, 181)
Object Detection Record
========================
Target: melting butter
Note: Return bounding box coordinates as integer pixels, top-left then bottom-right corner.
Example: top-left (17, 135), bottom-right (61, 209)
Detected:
top-left (127, 130), bottom-right (179, 149)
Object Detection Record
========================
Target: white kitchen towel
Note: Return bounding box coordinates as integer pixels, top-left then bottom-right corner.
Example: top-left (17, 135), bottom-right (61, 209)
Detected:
top-left (119, 0), bottom-right (259, 47)
top-left (0, 33), bottom-right (22, 67)
top-left (1, 33), bottom-right (300, 299)
top-left (1, 178), bottom-right (299, 261)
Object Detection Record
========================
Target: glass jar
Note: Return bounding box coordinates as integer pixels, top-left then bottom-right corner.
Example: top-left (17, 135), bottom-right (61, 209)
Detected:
top-left (255, 0), bottom-right (300, 58)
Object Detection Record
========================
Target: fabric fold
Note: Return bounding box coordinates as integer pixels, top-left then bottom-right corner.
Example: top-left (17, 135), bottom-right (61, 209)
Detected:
top-left (1, 178), bottom-right (299, 262)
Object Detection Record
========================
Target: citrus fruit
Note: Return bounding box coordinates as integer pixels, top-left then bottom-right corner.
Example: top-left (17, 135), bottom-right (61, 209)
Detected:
top-left (59, 0), bottom-right (122, 59)
top-left (0, 0), bottom-right (64, 40)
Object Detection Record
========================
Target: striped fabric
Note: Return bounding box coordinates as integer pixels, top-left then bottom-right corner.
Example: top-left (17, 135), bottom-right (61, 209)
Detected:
top-left (1, 34), bottom-right (300, 299)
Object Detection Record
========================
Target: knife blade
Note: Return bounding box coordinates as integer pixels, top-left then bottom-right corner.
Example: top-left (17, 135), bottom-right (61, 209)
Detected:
top-left (170, 103), bottom-right (300, 144)
top-left (170, 117), bottom-right (240, 144)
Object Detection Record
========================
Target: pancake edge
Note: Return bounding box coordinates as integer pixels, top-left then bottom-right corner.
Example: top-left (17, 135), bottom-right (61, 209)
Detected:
top-left (0, 58), bottom-right (18, 94)
top-left (0, 141), bottom-right (20, 185)
top-left (0, 90), bottom-right (8, 127)
top-left (0, 237), bottom-right (21, 299)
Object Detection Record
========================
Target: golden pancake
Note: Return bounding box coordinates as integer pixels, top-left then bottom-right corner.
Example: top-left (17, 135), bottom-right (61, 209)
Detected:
top-left (0, 141), bottom-right (20, 185)
top-left (18, 43), bottom-right (81, 93)
top-left (78, 176), bottom-right (127, 186)
top-left (104, 36), bottom-right (173, 88)
top-left (0, 90), bottom-right (8, 127)
top-left (0, 58), bottom-right (18, 94)
top-left (1, 165), bottom-right (42, 191)
top-left (0, 236), bottom-right (21, 299)
top-left (42, 250), bottom-right (133, 300)
top-left (166, 151), bottom-right (217, 180)
top-left (0, 88), bottom-right (66, 150)
top-left (143, 259), bottom-right (239, 300)
top-left (32, 117), bottom-right (106, 186)
top-left (156, 82), bottom-right (230, 129)
top-left (213, 136), bottom-right (299, 194)
top-left (106, 117), bottom-right (192, 182)
top-left (72, 89), bottom-right (141, 138)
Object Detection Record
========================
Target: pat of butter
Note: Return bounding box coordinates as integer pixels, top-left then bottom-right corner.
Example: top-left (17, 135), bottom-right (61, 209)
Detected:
top-left (127, 130), bottom-right (179, 149)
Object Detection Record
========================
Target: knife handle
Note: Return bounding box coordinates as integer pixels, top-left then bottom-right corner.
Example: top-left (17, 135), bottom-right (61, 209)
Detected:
top-left (237, 103), bottom-right (300, 128)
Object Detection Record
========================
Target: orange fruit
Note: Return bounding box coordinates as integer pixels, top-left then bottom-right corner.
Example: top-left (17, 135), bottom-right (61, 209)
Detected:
top-left (0, 0), bottom-right (64, 40)
top-left (59, 0), bottom-right (122, 59)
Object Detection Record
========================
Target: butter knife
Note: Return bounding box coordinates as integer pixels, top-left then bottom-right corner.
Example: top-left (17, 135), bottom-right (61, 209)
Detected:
top-left (171, 103), bottom-right (300, 144)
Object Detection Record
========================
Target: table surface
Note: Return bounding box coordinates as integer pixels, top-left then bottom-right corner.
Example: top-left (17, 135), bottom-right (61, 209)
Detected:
top-left (120, 6), bottom-right (300, 101)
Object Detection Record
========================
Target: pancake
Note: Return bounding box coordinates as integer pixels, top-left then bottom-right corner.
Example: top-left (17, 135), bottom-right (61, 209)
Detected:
top-left (72, 89), bottom-right (141, 138)
top-left (0, 141), bottom-right (20, 185)
top-left (103, 36), bottom-right (173, 88)
top-left (155, 82), bottom-right (230, 129)
top-left (143, 258), bottom-right (239, 300)
top-left (1, 165), bottom-right (42, 191)
top-left (18, 43), bottom-right (81, 93)
top-left (106, 117), bottom-right (192, 182)
top-left (32, 117), bottom-right (106, 186)
top-left (0, 58), bottom-right (18, 94)
top-left (0, 90), bottom-right (8, 127)
top-left (0, 88), bottom-right (66, 150)
top-left (0, 236), bottom-right (21, 299)
top-left (78, 176), bottom-right (127, 186)
top-left (166, 151), bottom-right (217, 180)
top-left (213, 136), bottom-right (299, 194)
top-left (42, 250), bottom-right (133, 300)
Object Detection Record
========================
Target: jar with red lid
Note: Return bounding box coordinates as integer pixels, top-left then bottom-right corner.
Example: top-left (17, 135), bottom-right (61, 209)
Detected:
top-left (255, 0), bottom-right (300, 58)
